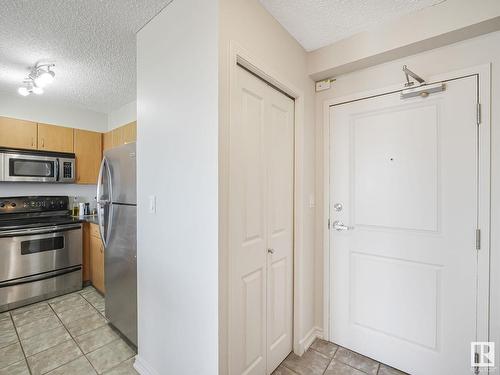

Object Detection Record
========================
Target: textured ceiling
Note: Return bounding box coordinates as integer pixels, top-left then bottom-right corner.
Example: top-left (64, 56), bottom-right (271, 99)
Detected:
top-left (0, 0), bottom-right (172, 113)
top-left (259, 0), bottom-right (446, 51)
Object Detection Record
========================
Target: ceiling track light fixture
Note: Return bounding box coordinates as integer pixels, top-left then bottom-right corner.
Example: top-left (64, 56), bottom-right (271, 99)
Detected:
top-left (17, 63), bottom-right (55, 96)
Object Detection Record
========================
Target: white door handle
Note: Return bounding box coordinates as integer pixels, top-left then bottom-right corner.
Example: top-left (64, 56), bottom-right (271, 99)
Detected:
top-left (332, 220), bottom-right (354, 231)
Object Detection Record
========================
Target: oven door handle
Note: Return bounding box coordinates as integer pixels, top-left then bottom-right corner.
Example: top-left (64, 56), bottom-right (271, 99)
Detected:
top-left (0, 265), bottom-right (82, 289)
top-left (0, 223), bottom-right (82, 238)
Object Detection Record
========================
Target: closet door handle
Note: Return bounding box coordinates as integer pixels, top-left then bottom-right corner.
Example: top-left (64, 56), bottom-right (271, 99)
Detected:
top-left (267, 248), bottom-right (275, 254)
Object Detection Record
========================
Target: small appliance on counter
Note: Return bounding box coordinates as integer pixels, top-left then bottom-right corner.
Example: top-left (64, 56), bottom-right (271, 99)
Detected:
top-left (78, 203), bottom-right (85, 218)
top-left (0, 147), bottom-right (75, 183)
top-left (0, 196), bottom-right (82, 312)
top-left (71, 198), bottom-right (93, 219)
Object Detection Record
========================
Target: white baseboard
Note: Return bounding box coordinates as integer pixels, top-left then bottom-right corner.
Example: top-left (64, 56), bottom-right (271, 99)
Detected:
top-left (133, 355), bottom-right (160, 375)
top-left (297, 326), bottom-right (323, 355)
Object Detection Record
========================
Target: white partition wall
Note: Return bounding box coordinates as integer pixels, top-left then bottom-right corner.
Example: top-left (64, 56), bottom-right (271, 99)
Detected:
top-left (135, 1), bottom-right (219, 374)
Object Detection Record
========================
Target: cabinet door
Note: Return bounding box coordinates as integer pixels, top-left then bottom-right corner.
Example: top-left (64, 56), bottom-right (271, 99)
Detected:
top-left (0, 116), bottom-right (37, 149)
top-left (74, 129), bottom-right (102, 184)
top-left (102, 131), bottom-right (113, 152)
top-left (38, 123), bottom-right (74, 152)
top-left (112, 127), bottom-right (124, 148)
top-left (90, 232), bottom-right (105, 294)
top-left (123, 121), bottom-right (137, 144)
top-left (82, 223), bottom-right (91, 282)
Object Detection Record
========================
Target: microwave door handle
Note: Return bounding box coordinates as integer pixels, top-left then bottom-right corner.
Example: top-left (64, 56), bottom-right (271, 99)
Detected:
top-left (55, 158), bottom-right (60, 182)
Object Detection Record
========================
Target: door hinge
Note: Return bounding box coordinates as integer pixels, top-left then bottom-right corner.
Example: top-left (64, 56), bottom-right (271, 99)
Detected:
top-left (477, 102), bottom-right (481, 125)
top-left (476, 229), bottom-right (481, 250)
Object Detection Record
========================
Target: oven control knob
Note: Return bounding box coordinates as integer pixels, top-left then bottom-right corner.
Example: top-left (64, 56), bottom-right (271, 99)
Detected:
top-left (0, 202), bottom-right (4, 208)
top-left (10, 202), bottom-right (16, 207)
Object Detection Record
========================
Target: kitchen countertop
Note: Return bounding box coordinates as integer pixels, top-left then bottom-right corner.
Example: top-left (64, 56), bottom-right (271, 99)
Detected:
top-left (72, 215), bottom-right (99, 225)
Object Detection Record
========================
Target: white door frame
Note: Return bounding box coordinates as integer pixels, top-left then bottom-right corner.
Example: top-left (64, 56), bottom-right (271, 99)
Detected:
top-left (322, 64), bottom-right (492, 346)
top-left (220, 41), bottom-right (307, 374)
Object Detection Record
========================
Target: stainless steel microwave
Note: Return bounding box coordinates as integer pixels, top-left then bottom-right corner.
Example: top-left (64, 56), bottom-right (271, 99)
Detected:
top-left (0, 148), bottom-right (75, 183)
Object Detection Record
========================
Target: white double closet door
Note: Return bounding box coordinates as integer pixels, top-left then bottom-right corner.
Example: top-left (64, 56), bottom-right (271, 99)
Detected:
top-left (329, 75), bottom-right (489, 374)
top-left (229, 66), bottom-right (294, 375)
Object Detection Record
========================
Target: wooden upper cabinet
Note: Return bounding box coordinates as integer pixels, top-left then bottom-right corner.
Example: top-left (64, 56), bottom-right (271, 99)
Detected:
top-left (38, 123), bottom-right (74, 152)
top-left (102, 131), bottom-right (113, 152)
top-left (112, 126), bottom-right (124, 148)
top-left (0, 116), bottom-right (37, 149)
top-left (74, 129), bottom-right (102, 184)
top-left (123, 121), bottom-right (137, 144)
top-left (110, 121), bottom-right (136, 149)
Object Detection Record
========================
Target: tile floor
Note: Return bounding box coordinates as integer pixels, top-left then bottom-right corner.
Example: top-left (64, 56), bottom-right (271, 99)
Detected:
top-left (0, 286), bottom-right (137, 375)
top-left (274, 339), bottom-right (408, 375)
top-left (1, 287), bottom-right (407, 375)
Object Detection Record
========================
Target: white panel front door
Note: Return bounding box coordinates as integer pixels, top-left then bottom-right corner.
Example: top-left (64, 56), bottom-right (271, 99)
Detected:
top-left (329, 76), bottom-right (488, 374)
top-left (229, 66), bottom-right (294, 375)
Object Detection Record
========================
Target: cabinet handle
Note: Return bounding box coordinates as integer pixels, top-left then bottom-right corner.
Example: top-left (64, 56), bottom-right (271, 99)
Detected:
top-left (31, 138), bottom-right (34, 147)
top-left (41, 138), bottom-right (44, 148)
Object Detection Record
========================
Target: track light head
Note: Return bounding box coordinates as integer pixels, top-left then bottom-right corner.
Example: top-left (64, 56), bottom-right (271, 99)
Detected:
top-left (17, 63), bottom-right (55, 96)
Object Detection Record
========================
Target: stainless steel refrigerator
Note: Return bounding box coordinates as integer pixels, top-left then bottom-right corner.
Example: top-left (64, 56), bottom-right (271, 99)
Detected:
top-left (97, 142), bottom-right (137, 346)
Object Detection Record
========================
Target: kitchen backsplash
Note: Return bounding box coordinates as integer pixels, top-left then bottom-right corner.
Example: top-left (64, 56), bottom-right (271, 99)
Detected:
top-left (0, 183), bottom-right (97, 210)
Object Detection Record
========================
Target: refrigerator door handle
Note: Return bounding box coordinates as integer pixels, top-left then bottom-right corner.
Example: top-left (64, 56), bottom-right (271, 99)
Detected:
top-left (104, 158), bottom-right (113, 247)
top-left (96, 157), bottom-right (107, 203)
top-left (97, 157), bottom-right (112, 247)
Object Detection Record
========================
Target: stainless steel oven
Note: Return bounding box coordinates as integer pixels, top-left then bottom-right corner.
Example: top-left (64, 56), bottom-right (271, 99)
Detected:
top-left (0, 196), bottom-right (82, 312)
top-left (0, 148), bottom-right (75, 183)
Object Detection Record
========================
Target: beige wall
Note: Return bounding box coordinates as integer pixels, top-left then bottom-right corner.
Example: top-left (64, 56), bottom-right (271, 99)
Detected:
top-left (314, 31), bottom-right (500, 351)
top-left (218, 0), bottom-right (317, 372)
top-left (307, 0), bottom-right (500, 80)
top-left (0, 90), bottom-right (107, 132)
top-left (107, 100), bottom-right (136, 131)
top-left (136, 0), bottom-right (219, 373)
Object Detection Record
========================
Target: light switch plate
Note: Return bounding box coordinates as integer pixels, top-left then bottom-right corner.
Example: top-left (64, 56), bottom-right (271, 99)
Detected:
top-left (309, 194), bottom-right (315, 208)
top-left (149, 195), bottom-right (156, 214)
